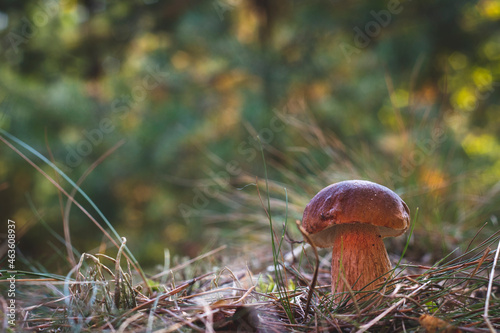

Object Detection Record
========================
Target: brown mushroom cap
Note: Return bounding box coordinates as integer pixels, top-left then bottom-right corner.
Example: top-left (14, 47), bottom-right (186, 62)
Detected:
top-left (302, 180), bottom-right (410, 248)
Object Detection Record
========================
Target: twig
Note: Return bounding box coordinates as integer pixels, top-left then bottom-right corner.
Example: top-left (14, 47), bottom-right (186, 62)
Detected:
top-left (284, 228), bottom-right (304, 245)
top-left (233, 286), bottom-right (256, 304)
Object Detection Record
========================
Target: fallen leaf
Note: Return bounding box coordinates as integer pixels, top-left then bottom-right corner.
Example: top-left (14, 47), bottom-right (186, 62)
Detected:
top-left (214, 305), bottom-right (260, 332)
top-left (419, 314), bottom-right (462, 333)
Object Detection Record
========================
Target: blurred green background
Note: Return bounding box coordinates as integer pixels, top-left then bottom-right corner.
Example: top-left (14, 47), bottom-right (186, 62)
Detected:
top-left (1, 0), bottom-right (499, 271)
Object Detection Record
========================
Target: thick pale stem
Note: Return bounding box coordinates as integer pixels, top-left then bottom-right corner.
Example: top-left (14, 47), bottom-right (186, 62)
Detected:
top-left (330, 223), bottom-right (392, 296)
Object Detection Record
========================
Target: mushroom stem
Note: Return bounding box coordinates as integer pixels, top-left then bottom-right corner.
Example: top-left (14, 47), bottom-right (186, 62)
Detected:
top-left (330, 223), bottom-right (392, 296)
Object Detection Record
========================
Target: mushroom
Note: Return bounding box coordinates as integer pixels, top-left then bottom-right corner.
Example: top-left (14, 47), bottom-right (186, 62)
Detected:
top-left (301, 180), bottom-right (410, 297)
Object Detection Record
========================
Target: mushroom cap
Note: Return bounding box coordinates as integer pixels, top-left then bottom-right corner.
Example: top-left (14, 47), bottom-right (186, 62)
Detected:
top-left (302, 180), bottom-right (410, 248)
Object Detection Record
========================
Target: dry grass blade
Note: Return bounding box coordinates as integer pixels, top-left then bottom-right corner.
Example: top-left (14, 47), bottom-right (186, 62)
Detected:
top-left (151, 245), bottom-right (226, 279)
top-left (114, 237), bottom-right (137, 310)
top-left (483, 238), bottom-right (500, 333)
top-left (62, 139), bottom-right (127, 267)
top-left (0, 134), bottom-right (150, 291)
top-left (295, 220), bottom-right (319, 319)
top-left (356, 282), bottom-right (429, 333)
top-left (44, 128), bottom-right (76, 267)
top-left (5, 229), bottom-right (500, 331)
top-left (116, 312), bottom-right (144, 333)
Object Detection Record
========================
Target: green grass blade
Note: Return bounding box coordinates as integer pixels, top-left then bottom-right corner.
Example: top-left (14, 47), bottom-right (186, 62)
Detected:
top-left (0, 129), bottom-right (149, 289)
